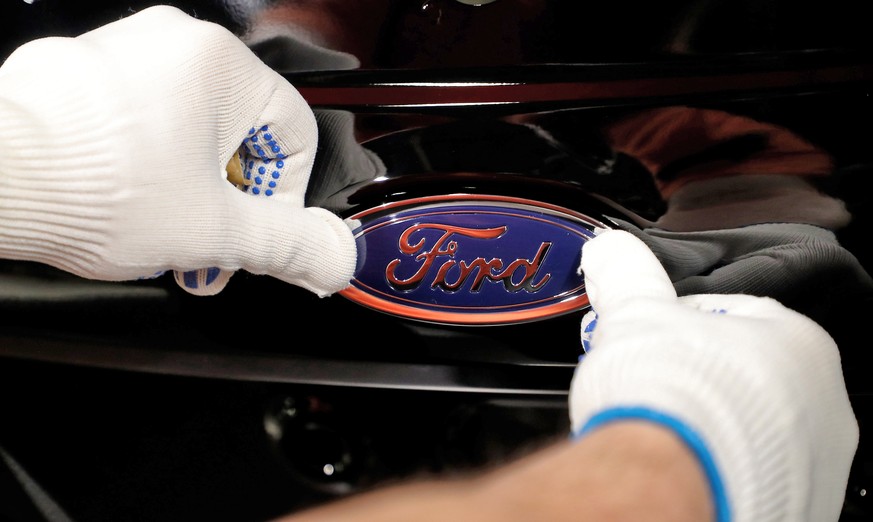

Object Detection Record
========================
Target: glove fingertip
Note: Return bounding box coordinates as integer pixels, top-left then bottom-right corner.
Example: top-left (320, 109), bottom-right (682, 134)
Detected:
top-left (582, 229), bottom-right (677, 310)
top-left (174, 268), bottom-right (234, 296)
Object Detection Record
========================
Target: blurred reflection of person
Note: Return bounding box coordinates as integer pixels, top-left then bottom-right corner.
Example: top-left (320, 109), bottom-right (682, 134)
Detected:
top-left (594, 106), bottom-right (873, 324)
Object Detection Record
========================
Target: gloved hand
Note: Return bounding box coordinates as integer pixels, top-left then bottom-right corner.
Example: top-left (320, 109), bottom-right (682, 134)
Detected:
top-left (570, 229), bottom-right (859, 522)
top-left (0, 5), bottom-right (355, 297)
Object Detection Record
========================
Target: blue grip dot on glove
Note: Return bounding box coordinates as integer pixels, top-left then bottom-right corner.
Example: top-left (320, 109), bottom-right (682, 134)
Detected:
top-left (580, 311), bottom-right (598, 360)
top-left (241, 125), bottom-right (287, 198)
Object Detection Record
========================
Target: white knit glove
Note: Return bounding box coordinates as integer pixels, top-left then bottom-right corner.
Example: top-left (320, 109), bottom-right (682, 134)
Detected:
top-left (570, 229), bottom-right (859, 522)
top-left (0, 6), bottom-right (355, 297)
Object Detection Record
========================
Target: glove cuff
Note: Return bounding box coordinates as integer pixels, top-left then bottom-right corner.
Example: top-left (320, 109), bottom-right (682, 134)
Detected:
top-left (575, 406), bottom-right (730, 522)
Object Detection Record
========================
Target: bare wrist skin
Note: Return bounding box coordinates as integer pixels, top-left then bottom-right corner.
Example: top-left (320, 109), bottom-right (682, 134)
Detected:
top-left (472, 421), bottom-right (713, 522)
top-left (274, 421), bottom-right (713, 522)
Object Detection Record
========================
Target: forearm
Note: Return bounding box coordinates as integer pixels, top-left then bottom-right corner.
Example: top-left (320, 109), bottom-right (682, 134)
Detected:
top-left (274, 422), bottom-right (713, 522)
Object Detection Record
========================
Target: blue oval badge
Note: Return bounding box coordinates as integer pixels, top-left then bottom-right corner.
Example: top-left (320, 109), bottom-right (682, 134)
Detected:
top-left (340, 195), bottom-right (608, 325)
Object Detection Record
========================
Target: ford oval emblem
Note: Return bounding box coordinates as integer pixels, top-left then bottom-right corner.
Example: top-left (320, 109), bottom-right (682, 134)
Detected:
top-left (340, 194), bottom-right (608, 325)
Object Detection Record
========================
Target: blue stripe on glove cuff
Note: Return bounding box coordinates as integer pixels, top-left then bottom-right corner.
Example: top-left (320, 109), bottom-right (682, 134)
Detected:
top-left (572, 406), bottom-right (731, 522)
